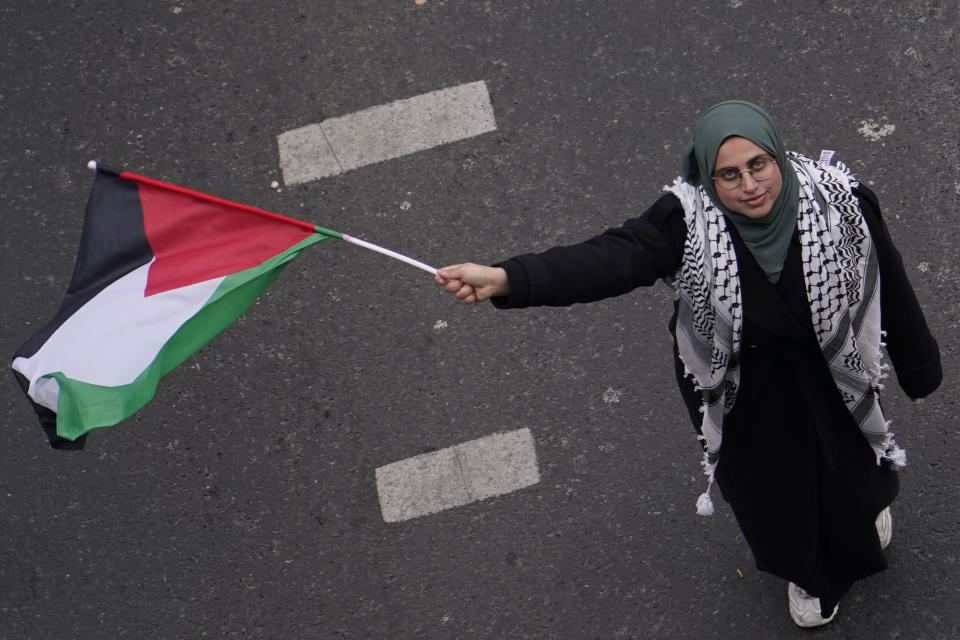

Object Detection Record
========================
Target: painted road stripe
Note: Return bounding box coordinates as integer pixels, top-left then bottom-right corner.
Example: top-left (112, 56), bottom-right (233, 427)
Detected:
top-left (375, 428), bottom-right (540, 523)
top-left (277, 80), bottom-right (496, 185)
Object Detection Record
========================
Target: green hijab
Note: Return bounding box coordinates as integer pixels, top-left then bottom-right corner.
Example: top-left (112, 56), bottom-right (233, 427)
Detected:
top-left (681, 101), bottom-right (799, 282)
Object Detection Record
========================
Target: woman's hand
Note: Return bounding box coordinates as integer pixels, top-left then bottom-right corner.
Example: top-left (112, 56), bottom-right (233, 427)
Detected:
top-left (434, 263), bottom-right (510, 305)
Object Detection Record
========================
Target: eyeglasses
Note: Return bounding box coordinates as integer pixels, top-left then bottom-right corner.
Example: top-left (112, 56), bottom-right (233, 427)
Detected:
top-left (712, 157), bottom-right (778, 190)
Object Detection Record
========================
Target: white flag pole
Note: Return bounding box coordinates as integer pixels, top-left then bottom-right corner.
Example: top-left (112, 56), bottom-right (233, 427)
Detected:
top-left (341, 234), bottom-right (438, 275)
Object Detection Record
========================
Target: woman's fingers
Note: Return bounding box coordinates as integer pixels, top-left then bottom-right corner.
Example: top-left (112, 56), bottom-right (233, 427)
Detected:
top-left (435, 263), bottom-right (508, 304)
top-left (455, 284), bottom-right (475, 300)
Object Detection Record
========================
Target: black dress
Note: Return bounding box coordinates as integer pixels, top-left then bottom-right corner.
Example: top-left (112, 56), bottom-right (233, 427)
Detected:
top-left (491, 185), bottom-right (942, 615)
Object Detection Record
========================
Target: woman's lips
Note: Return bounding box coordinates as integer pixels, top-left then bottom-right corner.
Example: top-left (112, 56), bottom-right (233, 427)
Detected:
top-left (742, 192), bottom-right (767, 207)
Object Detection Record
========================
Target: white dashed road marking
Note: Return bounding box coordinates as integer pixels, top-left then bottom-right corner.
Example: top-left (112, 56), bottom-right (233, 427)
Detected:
top-left (375, 428), bottom-right (541, 523)
top-left (277, 80), bottom-right (497, 185)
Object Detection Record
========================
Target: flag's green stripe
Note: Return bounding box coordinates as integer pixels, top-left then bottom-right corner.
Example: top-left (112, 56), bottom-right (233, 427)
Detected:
top-left (313, 225), bottom-right (343, 239)
top-left (49, 233), bottom-right (328, 440)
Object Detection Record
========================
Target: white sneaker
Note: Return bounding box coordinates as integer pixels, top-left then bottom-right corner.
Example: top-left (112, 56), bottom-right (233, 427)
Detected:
top-left (876, 507), bottom-right (892, 550)
top-left (788, 582), bottom-right (838, 627)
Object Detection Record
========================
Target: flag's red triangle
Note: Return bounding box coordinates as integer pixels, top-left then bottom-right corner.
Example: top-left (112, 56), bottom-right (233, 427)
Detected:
top-left (129, 175), bottom-right (316, 296)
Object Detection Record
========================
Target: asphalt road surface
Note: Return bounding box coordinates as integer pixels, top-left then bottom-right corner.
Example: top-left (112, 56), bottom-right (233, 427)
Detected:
top-left (2, 2), bottom-right (958, 638)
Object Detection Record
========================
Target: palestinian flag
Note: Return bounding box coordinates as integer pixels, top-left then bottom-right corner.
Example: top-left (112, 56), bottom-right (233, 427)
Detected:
top-left (12, 165), bottom-right (336, 448)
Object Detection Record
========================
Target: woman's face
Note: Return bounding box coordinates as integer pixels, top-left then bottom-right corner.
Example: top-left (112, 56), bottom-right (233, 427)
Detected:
top-left (712, 136), bottom-right (782, 219)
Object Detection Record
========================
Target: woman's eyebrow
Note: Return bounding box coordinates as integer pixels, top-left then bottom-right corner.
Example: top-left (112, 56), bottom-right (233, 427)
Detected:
top-left (716, 154), bottom-right (771, 171)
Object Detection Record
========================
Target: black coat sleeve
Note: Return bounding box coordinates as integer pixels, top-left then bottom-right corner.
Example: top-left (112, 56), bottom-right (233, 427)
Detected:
top-left (856, 184), bottom-right (942, 399)
top-left (491, 193), bottom-right (686, 308)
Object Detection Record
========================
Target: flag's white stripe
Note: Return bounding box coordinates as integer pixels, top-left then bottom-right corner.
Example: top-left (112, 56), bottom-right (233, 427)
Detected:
top-left (13, 261), bottom-right (223, 410)
top-left (277, 80), bottom-right (497, 185)
top-left (374, 428), bottom-right (540, 522)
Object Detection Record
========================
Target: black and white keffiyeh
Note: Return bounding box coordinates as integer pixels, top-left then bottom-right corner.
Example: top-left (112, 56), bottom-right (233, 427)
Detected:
top-left (665, 152), bottom-right (904, 516)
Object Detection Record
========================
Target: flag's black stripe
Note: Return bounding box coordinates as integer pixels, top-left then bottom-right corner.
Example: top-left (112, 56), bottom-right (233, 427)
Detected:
top-left (13, 170), bottom-right (154, 360)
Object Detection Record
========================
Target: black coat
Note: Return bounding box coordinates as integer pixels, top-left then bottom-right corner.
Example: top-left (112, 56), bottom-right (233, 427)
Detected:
top-left (491, 185), bottom-right (942, 613)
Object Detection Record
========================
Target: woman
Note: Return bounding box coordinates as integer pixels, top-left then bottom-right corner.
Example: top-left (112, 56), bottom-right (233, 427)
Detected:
top-left (434, 101), bottom-right (942, 627)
